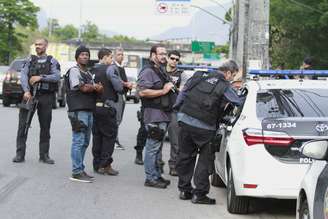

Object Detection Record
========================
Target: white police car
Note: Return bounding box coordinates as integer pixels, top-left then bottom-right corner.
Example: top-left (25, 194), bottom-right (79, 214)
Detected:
top-left (297, 140), bottom-right (328, 219)
top-left (211, 70), bottom-right (328, 214)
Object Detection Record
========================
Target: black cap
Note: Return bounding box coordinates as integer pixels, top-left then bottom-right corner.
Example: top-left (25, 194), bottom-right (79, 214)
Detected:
top-left (75, 46), bottom-right (90, 60)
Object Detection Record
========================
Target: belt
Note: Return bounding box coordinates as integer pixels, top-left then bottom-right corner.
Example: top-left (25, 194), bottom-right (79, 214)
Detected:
top-left (96, 102), bottom-right (110, 108)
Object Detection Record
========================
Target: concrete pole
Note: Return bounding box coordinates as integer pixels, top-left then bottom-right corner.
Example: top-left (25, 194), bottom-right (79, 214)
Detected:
top-left (230, 0), bottom-right (270, 80)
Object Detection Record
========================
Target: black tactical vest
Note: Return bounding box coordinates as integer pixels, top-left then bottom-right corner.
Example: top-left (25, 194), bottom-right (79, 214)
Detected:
top-left (92, 64), bottom-right (118, 103)
top-left (65, 67), bottom-right (96, 112)
top-left (180, 71), bottom-right (229, 126)
top-left (140, 63), bottom-right (176, 112)
top-left (28, 55), bottom-right (59, 92)
top-left (116, 64), bottom-right (129, 94)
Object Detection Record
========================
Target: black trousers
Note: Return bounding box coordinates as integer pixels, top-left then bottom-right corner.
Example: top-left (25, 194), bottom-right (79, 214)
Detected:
top-left (16, 93), bottom-right (54, 158)
top-left (176, 122), bottom-right (215, 197)
top-left (134, 107), bottom-right (147, 153)
top-left (92, 106), bottom-right (117, 170)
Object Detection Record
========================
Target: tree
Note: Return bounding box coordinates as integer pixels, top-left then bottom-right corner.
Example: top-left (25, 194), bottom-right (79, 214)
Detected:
top-left (0, 0), bottom-right (39, 64)
top-left (270, 0), bottom-right (328, 69)
top-left (57, 25), bottom-right (78, 40)
top-left (81, 21), bottom-right (100, 42)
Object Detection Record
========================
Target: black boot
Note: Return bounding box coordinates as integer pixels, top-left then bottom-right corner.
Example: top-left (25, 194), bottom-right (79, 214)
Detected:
top-left (135, 151), bottom-right (143, 165)
top-left (39, 154), bottom-right (55, 165)
top-left (12, 155), bottom-right (25, 163)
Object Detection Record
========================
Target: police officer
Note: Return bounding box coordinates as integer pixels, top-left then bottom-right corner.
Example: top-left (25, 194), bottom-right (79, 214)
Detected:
top-left (175, 60), bottom-right (244, 204)
top-left (13, 38), bottom-right (60, 164)
top-left (92, 48), bottom-right (125, 175)
top-left (137, 44), bottom-right (175, 189)
top-left (66, 46), bottom-right (103, 183)
top-left (166, 50), bottom-right (183, 176)
top-left (112, 47), bottom-right (133, 150)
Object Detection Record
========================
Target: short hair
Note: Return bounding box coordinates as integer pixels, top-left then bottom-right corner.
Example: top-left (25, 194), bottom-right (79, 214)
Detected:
top-left (98, 48), bottom-right (112, 60)
top-left (36, 38), bottom-right (48, 45)
top-left (114, 47), bottom-right (124, 55)
top-left (150, 44), bottom-right (165, 57)
top-left (218, 60), bottom-right (239, 73)
top-left (168, 50), bottom-right (181, 58)
top-left (303, 57), bottom-right (313, 66)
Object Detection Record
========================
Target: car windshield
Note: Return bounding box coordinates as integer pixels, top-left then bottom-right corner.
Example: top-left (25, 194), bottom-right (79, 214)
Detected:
top-left (256, 89), bottom-right (328, 118)
top-left (9, 60), bottom-right (25, 72)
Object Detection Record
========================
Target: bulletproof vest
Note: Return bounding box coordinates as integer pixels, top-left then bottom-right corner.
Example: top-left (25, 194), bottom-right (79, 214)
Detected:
top-left (28, 55), bottom-right (58, 92)
top-left (115, 64), bottom-right (129, 94)
top-left (65, 67), bottom-right (96, 112)
top-left (180, 71), bottom-right (229, 126)
top-left (92, 64), bottom-right (118, 103)
top-left (140, 63), bottom-right (176, 112)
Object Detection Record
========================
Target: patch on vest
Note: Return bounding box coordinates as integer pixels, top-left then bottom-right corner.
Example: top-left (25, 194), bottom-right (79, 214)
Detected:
top-left (206, 77), bottom-right (219, 85)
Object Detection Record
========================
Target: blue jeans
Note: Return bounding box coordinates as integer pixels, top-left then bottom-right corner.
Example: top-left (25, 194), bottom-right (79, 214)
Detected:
top-left (68, 111), bottom-right (93, 175)
top-left (144, 122), bottom-right (168, 182)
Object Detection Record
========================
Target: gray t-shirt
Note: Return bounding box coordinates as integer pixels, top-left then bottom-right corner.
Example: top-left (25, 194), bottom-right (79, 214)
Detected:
top-left (137, 67), bottom-right (170, 124)
top-left (68, 66), bottom-right (93, 90)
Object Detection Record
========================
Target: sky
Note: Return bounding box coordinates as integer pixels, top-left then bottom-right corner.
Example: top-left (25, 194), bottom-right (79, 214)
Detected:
top-left (31, 0), bottom-right (232, 40)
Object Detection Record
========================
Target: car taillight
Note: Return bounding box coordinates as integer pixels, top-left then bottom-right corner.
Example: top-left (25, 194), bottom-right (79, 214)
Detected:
top-left (4, 72), bottom-right (11, 81)
top-left (243, 128), bottom-right (294, 146)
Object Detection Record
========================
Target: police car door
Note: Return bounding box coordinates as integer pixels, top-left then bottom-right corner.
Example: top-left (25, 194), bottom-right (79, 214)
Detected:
top-left (216, 90), bottom-right (247, 182)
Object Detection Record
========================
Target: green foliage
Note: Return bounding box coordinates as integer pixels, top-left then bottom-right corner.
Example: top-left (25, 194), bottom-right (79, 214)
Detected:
top-left (213, 44), bottom-right (229, 55)
top-left (0, 0), bottom-right (39, 64)
top-left (81, 21), bottom-right (100, 43)
top-left (270, 0), bottom-right (328, 69)
top-left (41, 19), bottom-right (79, 41)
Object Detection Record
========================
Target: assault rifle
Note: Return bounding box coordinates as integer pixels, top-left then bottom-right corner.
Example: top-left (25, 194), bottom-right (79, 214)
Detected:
top-left (19, 83), bottom-right (40, 136)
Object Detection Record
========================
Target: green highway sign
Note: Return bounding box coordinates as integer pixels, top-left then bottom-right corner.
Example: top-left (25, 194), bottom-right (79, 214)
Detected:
top-left (191, 41), bottom-right (215, 54)
top-left (203, 53), bottom-right (221, 60)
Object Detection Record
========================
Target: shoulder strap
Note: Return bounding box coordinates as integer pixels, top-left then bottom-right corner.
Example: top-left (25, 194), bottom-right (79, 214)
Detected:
top-left (46, 55), bottom-right (53, 64)
top-left (186, 71), bottom-right (224, 92)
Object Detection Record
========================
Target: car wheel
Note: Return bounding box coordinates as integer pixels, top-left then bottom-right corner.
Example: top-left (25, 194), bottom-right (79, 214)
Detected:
top-left (227, 164), bottom-right (250, 214)
top-left (2, 96), bottom-right (10, 107)
top-left (134, 98), bottom-right (140, 104)
top-left (299, 198), bottom-right (310, 219)
top-left (211, 170), bottom-right (225, 187)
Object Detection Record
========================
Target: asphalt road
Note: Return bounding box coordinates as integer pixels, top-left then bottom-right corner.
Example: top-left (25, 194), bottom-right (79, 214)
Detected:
top-left (0, 101), bottom-right (296, 219)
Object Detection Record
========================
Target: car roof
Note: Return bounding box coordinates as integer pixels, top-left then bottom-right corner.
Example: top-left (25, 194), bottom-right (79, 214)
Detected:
top-left (246, 79), bottom-right (328, 90)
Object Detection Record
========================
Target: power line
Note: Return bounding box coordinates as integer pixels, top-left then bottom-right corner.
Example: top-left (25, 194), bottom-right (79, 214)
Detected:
top-left (190, 4), bottom-right (231, 25)
top-left (208, 0), bottom-right (232, 20)
top-left (286, 0), bottom-right (324, 14)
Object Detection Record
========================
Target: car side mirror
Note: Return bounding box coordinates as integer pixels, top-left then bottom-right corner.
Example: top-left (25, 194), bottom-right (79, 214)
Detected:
top-left (301, 140), bottom-right (328, 160)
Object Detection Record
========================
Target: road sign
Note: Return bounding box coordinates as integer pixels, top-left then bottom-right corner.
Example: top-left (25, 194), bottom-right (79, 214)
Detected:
top-left (191, 41), bottom-right (215, 54)
top-left (155, 0), bottom-right (191, 16)
top-left (203, 53), bottom-right (221, 60)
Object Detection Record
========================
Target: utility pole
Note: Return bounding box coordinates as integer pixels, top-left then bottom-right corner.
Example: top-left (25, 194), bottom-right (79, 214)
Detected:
top-left (230, 0), bottom-right (270, 80)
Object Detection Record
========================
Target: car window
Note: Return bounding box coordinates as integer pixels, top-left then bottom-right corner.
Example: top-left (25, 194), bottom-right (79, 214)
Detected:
top-left (9, 60), bottom-right (25, 72)
top-left (257, 89), bottom-right (328, 118)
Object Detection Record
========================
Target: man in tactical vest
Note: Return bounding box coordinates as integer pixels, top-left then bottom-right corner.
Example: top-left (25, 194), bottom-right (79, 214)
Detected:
top-left (91, 48), bottom-right (125, 176)
top-left (137, 45), bottom-right (175, 189)
top-left (112, 47), bottom-right (133, 150)
top-left (66, 46), bottom-right (103, 183)
top-left (13, 38), bottom-right (61, 164)
top-left (175, 60), bottom-right (244, 204)
top-left (166, 50), bottom-right (183, 176)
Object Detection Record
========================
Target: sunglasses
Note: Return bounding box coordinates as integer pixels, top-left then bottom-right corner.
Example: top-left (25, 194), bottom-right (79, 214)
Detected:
top-left (169, 57), bottom-right (180, 62)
